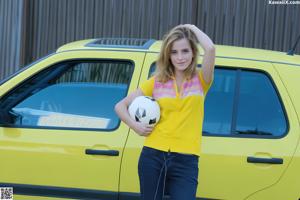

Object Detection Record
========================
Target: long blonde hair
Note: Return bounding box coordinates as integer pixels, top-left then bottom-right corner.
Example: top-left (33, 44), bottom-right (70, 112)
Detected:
top-left (155, 26), bottom-right (199, 83)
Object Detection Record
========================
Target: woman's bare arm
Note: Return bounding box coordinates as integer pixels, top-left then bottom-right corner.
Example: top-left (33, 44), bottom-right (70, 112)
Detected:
top-left (114, 89), bottom-right (153, 136)
top-left (185, 24), bottom-right (215, 84)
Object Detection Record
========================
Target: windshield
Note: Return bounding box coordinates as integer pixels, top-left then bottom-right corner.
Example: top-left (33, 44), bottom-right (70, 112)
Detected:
top-left (0, 53), bottom-right (55, 86)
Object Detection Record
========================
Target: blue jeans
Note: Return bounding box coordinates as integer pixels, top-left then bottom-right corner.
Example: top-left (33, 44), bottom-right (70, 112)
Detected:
top-left (138, 146), bottom-right (199, 200)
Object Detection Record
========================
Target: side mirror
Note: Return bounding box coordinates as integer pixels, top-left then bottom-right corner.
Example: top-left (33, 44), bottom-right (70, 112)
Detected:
top-left (0, 109), bottom-right (17, 125)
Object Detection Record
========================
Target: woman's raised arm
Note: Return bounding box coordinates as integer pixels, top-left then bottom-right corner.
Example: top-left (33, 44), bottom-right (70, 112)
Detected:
top-left (185, 24), bottom-right (215, 84)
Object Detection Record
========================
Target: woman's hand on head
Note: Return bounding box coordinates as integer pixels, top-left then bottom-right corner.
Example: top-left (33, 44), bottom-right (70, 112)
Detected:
top-left (181, 24), bottom-right (201, 32)
top-left (176, 24), bottom-right (202, 42)
top-left (131, 121), bottom-right (154, 137)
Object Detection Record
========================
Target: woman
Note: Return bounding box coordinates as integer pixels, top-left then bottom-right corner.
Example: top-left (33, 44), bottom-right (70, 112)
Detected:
top-left (115, 24), bottom-right (215, 200)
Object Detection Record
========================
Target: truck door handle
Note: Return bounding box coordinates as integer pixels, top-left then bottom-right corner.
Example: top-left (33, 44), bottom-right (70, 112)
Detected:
top-left (85, 149), bottom-right (119, 156)
top-left (247, 156), bottom-right (283, 164)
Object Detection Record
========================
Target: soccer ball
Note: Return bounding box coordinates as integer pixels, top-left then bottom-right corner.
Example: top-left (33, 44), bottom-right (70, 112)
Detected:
top-left (128, 96), bottom-right (160, 126)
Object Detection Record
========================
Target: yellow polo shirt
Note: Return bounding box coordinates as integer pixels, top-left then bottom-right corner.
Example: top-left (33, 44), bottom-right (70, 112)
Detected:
top-left (140, 70), bottom-right (212, 156)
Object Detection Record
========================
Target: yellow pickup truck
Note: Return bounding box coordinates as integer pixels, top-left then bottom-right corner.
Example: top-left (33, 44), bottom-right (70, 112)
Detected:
top-left (0, 38), bottom-right (299, 200)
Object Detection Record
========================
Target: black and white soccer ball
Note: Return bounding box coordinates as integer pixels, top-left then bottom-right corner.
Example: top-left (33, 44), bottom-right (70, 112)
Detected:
top-left (128, 96), bottom-right (160, 126)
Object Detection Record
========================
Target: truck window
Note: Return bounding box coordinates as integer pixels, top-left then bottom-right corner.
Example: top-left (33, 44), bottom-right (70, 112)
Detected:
top-left (0, 60), bottom-right (134, 130)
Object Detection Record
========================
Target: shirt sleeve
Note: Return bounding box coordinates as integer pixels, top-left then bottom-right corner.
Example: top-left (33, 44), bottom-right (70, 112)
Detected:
top-left (139, 76), bottom-right (155, 96)
top-left (198, 69), bottom-right (213, 95)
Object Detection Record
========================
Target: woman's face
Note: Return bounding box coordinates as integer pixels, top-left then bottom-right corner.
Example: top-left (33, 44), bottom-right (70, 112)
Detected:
top-left (170, 38), bottom-right (193, 74)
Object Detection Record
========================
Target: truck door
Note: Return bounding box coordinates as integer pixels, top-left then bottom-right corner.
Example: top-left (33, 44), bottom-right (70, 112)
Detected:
top-left (199, 59), bottom-right (299, 200)
top-left (0, 50), bottom-right (145, 199)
